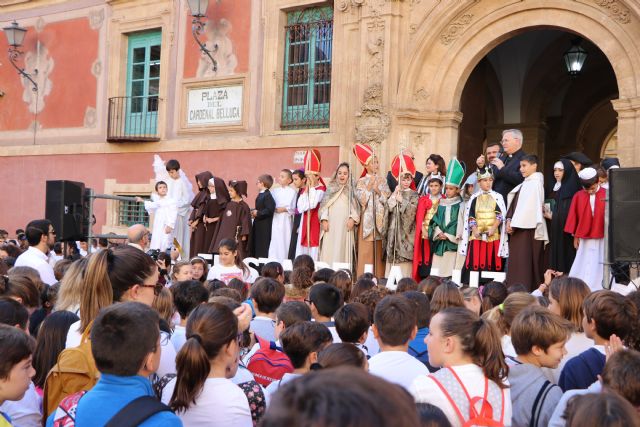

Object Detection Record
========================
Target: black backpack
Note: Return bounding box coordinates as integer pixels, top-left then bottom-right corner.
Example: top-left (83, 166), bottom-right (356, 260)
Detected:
top-left (105, 396), bottom-right (173, 427)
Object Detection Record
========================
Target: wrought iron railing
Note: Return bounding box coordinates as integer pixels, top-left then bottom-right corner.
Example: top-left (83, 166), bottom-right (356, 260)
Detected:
top-left (107, 96), bottom-right (161, 142)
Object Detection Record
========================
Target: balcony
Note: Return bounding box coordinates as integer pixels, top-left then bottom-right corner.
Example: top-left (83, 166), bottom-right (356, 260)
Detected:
top-left (107, 96), bottom-right (161, 142)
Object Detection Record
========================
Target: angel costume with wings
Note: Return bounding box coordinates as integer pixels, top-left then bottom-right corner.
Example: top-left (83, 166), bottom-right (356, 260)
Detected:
top-left (153, 155), bottom-right (195, 258)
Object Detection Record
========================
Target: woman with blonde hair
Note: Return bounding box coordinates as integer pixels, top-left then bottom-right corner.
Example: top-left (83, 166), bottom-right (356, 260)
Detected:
top-left (54, 258), bottom-right (89, 315)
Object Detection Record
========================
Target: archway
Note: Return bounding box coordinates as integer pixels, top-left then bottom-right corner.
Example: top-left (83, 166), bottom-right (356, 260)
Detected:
top-left (457, 29), bottom-right (619, 172)
top-left (397, 0), bottom-right (640, 167)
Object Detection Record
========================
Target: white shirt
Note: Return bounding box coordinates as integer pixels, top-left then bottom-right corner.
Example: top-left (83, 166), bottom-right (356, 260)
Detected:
top-left (501, 335), bottom-right (516, 359)
top-left (368, 351), bottom-right (429, 390)
top-left (206, 264), bottom-right (257, 284)
top-left (548, 381), bottom-right (602, 427)
top-left (162, 377), bottom-right (252, 427)
top-left (0, 382), bottom-right (41, 427)
top-left (171, 325), bottom-right (187, 352)
top-left (14, 246), bottom-right (57, 285)
top-left (264, 372), bottom-right (301, 406)
top-left (411, 364), bottom-right (513, 427)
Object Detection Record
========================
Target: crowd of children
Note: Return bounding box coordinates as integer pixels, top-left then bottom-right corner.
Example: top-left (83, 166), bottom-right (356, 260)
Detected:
top-left (1, 244), bottom-right (639, 426)
top-left (0, 130), bottom-right (638, 427)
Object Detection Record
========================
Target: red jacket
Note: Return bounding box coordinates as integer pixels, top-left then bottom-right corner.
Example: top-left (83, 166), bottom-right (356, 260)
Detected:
top-left (300, 183), bottom-right (327, 247)
top-left (412, 196), bottom-right (433, 280)
top-left (564, 187), bottom-right (605, 239)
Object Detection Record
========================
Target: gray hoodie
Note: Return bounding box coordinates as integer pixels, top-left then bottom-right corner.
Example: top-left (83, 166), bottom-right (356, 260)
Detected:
top-left (508, 362), bottom-right (563, 427)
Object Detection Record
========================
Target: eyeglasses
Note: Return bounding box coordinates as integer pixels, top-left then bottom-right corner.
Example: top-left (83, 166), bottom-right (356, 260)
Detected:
top-left (140, 283), bottom-right (163, 296)
top-left (48, 230), bottom-right (56, 236)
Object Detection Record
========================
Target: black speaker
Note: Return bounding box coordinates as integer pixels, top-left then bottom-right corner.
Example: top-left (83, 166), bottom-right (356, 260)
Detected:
top-left (45, 180), bottom-right (86, 241)
top-left (609, 167), bottom-right (640, 262)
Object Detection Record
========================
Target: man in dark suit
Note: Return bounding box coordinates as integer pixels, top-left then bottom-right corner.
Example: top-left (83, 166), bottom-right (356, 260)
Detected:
top-left (476, 129), bottom-right (526, 202)
top-left (386, 149), bottom-right (424, 192)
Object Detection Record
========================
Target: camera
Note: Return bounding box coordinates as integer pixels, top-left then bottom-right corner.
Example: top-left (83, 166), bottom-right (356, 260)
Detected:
top-left (146, 249), bottom-right (161, 261)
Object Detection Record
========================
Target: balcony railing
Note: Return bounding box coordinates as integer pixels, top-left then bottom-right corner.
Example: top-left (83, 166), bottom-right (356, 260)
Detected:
top-left (107, 96), bottom-right (161, 142)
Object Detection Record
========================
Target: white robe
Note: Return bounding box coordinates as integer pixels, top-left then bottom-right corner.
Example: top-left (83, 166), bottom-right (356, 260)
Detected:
top-left (144, 194), bottom-right (178, 251)
top-left (153, 155), bottom-right (194, 258)
top-left (268, 185), bottom-right (297, 262)
top-left (296, 185), bottom-right (325, 261)
top-left (569, 193), bottom-right (604, 292)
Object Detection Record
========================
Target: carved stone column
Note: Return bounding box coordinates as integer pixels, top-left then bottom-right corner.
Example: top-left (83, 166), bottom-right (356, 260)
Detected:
top-left (612, 97), bottom-right (640, 166)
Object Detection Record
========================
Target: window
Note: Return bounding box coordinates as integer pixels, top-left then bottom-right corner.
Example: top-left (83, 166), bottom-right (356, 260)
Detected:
top-left (117, 196), bottom-right (149, 227)
top-left (281, 6), bottom-right (333, 130)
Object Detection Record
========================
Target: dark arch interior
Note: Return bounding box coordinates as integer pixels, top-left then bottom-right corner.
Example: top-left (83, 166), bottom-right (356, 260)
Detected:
top-left (457, 28), bottom-right (618, 173)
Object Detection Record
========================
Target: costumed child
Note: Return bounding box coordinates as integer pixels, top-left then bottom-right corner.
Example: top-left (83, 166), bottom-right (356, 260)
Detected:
top-left (136, 181), bottom-right (177, 252)
top-left (385, 152), bottom-right (419, 278)
top-left (206, 238), bottom-right (257, 284)
top-left (412, 176), bottom-right (444, 280)
top-left (458, 166), bottom-right (509, 285)
top-left (269, 169), bottom-right (297, 262)
top-left (354, 143), bottom-right (391, 277)
top-left (564, 167), bottom-right (606, 292)
top-left (288, 170), bottom-right (306, 260)
top-left (319, 162), bottom-right (360, 269)
top-left (295, 149), bottom-right (326, 262)
top-left (505, 154), bottom-right (548, 291)
top-left (201, 176), bottom-right (230, 255)
top-left (250, 174), bottom-right (276, 258)
top-left (429, 158), bottom-right (466, 278)
top-left (153, 155), bottom-right (195, 258)
top-left (189, 171), bottom-right (214, 257)
top-left (544, 159), bottom-right (581, 274)
top-left (209, 180), bottom-right (252, 259)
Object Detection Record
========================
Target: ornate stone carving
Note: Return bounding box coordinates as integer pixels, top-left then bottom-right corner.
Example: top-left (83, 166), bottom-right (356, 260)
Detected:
top-left (440, 14), bottom-right (473, 45)
top-left (338, 0), bottom-right (365, 12)
top-left (593, 0), bottom-right (631, 24)
top-left (84, 107), bottom-right (97, 128)
top-left (355, 84), bottom-right (391, 145)
top-left (89, 9), bottom-right (105, 30)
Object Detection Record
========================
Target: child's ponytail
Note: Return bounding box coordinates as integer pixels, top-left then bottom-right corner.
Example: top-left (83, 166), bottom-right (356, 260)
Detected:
top-left (439, 307), bottom-right (508, 388)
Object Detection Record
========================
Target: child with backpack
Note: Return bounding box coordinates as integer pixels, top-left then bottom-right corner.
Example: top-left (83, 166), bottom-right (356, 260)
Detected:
top-left (559, 290), bottom-right (637, 391)
top-left (250, 278), bottom-right (285, 342)
top-left (0, 325), bottom-right (35, 427)
top-left (508, 306), bottom-right (573, 427)
top-left (49, 302), bottom-right (181, 427)
top-left (163, 302), bottom-right (252, 427)
top-left (264, 321), bottom-right (332, 404)
top-left (411, 307), bottom-right (512, 427)
top-left (244, 301), bottom-right (311, 387)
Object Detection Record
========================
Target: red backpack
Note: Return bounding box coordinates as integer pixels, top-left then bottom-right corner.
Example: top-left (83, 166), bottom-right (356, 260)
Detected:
top-left (428, 367), bottom-right (506, 427)
top-left (246, 336), bottom-right (293, 387)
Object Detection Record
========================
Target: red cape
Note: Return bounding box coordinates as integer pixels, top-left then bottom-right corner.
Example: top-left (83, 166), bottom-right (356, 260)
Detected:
top-left (412, 196), bottom-right (433, 281)
top-left (564, 187), bottom-right (605, 239)
top-left (300, 183), bottom-right (327, 248)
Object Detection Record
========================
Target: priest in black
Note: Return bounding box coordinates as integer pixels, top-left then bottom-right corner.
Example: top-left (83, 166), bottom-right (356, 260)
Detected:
top-left (476, 129), bottom-right (526, 202)
top-left (250, 174), bottom-right (276, 258)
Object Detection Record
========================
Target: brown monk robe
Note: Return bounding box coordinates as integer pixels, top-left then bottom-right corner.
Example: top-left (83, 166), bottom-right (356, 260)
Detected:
top-left (201, 176), bottom-right (231, 255)
top-left (209, 180), bottom-right (252, 259)
top-left (189, 171), bottom-right (213, 257)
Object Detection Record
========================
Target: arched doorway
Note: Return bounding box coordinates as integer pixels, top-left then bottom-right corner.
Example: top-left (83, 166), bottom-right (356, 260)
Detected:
top-left (396, 1), bottom-right (640, 169)
top-left (457, 29), bottom-right (618, 172)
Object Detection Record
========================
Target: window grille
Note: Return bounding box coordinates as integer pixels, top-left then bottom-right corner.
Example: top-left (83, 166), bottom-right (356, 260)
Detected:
top-left (281, 6), bottom-right (333, 130)
top-left (117, 196), bottom-right (149, 227)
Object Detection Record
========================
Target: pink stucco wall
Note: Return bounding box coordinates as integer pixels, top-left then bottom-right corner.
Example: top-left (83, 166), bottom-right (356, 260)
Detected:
top-left (0, 146), bottom-right (339, 235)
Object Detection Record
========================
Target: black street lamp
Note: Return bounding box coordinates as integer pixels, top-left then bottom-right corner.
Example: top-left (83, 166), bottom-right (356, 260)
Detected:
top-left (563, 37), bottom-right (588, 78)
top-left (186, 0), bottom-right (218, 73)
top-left (2, 20), bottom-right (38, 91)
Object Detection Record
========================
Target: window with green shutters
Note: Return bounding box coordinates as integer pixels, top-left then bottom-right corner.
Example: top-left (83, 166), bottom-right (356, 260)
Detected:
top-left (281, 6), bottom-right (333, 130)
